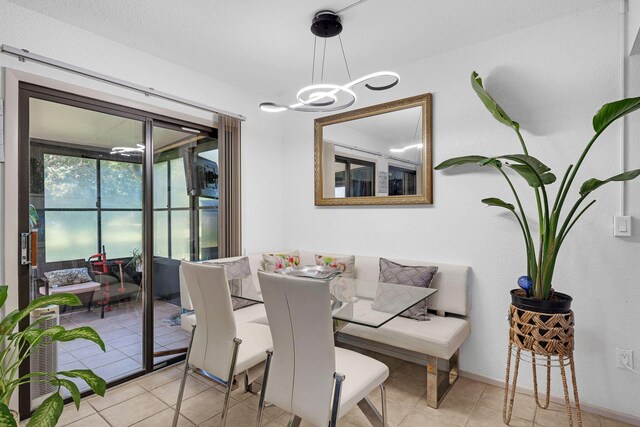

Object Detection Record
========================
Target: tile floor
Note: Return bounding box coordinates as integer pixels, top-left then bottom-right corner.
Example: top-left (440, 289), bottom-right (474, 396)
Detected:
top-left (23, 348), bottom-right (636, 427)
top-left (54, 299), bottom-right (190, 393)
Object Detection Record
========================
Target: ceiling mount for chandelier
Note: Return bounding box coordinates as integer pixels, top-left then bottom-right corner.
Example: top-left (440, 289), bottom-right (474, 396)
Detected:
top-left (260, 9), bottom-right (399, 113)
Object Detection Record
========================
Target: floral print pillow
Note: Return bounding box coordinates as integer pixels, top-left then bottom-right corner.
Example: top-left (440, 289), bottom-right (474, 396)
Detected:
top-left (315, 254), bottom-right (356, 279)
top-left (44, 267), bottom-right (93, 288)
top-left (262, 251), bottom-right (301, 272)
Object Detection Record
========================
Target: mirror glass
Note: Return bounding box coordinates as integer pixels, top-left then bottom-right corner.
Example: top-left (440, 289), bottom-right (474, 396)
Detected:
top-left (315, 94), bottom-right (432, 206)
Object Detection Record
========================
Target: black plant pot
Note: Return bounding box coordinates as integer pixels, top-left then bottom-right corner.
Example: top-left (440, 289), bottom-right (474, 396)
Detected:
top-left (510, 289), bottom-right (573, 314)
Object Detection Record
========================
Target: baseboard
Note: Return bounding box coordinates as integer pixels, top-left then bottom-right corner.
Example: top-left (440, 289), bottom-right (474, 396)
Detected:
top-left (459, 370), bottom-right (640, 426)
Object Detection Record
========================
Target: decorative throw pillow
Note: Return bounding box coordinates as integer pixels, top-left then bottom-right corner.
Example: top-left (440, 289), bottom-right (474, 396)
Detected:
top-left (315, 254), bottom-right (355, 279)
top-left (375, 258), bottom-right (438, 321)
top-left (262, 251), bottom-right (301, 272)
top-left (45, 267), bottom-right (92, 288)
top-left (207, 257), bottom-right (259, 310)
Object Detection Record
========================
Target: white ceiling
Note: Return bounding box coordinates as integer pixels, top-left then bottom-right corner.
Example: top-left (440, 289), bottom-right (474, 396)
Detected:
top-left (30, 98), bottom-right (195, 150)
top-left (9, 0), bottom-right (614, 100)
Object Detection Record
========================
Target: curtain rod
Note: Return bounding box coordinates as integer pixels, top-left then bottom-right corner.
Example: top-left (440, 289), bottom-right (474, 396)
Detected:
top-left (328, 140), bottom-right (422, 165)
top-left (329, 140), bottom-right (383, 157)
top-left (1, 44), bottom-right (246, 121)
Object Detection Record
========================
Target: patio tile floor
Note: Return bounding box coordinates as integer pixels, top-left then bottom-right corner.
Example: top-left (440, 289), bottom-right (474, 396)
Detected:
top-left (50, 299), bottom-right (190, 395)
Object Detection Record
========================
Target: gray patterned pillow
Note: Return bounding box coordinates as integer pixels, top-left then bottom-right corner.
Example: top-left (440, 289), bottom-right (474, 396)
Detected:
top-left (376, 258), bottom-right (438, 321)
top-left (206, 257), bottom-right (258, 311)
top-left (44, 267), bottom-right (92, 288)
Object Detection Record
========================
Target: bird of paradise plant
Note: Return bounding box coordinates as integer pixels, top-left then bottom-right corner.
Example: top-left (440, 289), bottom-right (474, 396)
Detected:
top-left (435, 71), bottom-right (640, 300)
top-left (0, 286), bottom-right (106, 426)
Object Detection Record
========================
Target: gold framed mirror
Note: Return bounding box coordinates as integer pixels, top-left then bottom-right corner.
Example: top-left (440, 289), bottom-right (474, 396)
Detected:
top-left (314, 93), bottom-right (432, 206)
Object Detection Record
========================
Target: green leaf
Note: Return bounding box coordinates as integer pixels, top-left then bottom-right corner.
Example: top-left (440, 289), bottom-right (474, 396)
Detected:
top-left (51, 378), bottom-right (81, 409)
top-left (593, 97), bottom-right (640, 133)
top-left (53, 327), bottom-right (105, 352)
top-left (58, 370), bottom-right (106, 397)
top-left (23, 325), bottom-right (65, 346)
top-left (508, 165), bottom-right (556, 187)
top-left (502, 154), bottom-right (551, 174)
top-left (19, 294), bottom-right (82, 323)
top-left (0, 403), bottom-right (17, 427)
top-left (22, 328), bottom-right (45, 346)
top-left (435, 155), bottom-right (491, 170)
top-left (0, 310), bottom-right (21, 335)
top-left (481, 198), bottom-right (515, 211)
top-left (26, 393), bottom-right (63, 427)
top-left (0, 286), bottom-right (8, 309)
top-left (501, 154), bottom-right (556, 187)
top-left (471, 71), bottom-right (519, 131)
top-left (579, 169), bottom-right (640, 197)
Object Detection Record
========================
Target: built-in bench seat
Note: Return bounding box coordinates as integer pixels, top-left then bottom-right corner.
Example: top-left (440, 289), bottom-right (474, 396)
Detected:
top-left (179, 250), bottom-right (470, 408)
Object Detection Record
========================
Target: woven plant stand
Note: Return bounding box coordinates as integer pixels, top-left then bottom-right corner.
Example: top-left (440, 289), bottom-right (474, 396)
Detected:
top-left (503, 304), bottom-right (582, 426)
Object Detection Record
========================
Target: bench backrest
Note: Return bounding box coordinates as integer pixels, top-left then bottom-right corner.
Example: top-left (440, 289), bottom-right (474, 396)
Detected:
top-left (180, 251), bottom-right (471, 317)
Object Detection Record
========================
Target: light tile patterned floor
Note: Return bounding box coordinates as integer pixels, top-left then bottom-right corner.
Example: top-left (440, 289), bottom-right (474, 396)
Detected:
top-left (22, 349), bottom-right (636, 427)
top-left (55, 299), bottom-right (190, 394)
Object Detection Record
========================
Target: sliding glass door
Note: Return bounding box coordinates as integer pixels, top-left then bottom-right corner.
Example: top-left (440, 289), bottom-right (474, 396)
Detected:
top-left (17, 84), bottom-right (221, 418)
top-left (23, 93), bottom-right (146, 413)
top-left (151, 123), bottom-right (218, 363)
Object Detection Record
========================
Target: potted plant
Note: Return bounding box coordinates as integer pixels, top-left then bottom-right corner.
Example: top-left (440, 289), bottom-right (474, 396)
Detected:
top-left (436, 71), bottom-right (640, 313)
top-left (126, 248), bottom-right (143, 273)
top-left (0, 286), bottom-right (106, 426)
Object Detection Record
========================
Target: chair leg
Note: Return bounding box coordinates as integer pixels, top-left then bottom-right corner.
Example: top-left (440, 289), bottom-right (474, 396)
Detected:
top-left (380, 383), bottom-right (387, 427)
top-left (426, 350), bottom-right (459, 409)
top-left (172, 325), bottom-right (196, 427)
top-left (221, 337), bottom-right (242, 427)
top-left (330, 373), bottom-right (346, 427)
top-left (255, 350), bottom-right (273, 427)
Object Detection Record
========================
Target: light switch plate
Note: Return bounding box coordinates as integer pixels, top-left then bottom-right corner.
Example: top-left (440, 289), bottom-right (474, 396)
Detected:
top-left (614, 216), bottom-right (631, 237)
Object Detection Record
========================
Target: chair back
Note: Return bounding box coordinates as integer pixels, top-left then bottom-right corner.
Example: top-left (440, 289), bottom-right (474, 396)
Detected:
top-left (180, 261), bottom-right (237, 379)
top-left (257, 271), bottom-right (336, 427)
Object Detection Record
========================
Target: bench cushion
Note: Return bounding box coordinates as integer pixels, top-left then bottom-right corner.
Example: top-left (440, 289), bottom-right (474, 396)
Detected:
top-left (39, 281), bottom-right (101, 295)
top-left (339, 313), bottom-right (470, 360)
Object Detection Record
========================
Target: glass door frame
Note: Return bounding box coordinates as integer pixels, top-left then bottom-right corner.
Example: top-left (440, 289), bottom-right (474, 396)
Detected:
top-left (16, 82), bottom-right (216, 419)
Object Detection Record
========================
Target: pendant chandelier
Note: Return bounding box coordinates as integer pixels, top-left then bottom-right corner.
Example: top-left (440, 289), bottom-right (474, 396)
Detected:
top-left (260, 8), bottom-right (399, 113)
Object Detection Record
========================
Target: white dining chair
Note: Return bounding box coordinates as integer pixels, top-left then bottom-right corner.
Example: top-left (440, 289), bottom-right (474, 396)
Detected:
top-left (173, 261), bottom-right (272, 427)
top-left (255, 271), bottom-right (388, 427)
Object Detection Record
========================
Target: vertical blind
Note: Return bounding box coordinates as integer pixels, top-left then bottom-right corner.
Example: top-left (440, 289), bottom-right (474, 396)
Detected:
top-left (218, 115), bottom-right (242, 258)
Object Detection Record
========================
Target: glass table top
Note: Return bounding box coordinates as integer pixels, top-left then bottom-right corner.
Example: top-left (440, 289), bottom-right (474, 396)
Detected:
top-left (229, 275), bottom-right (437, 329)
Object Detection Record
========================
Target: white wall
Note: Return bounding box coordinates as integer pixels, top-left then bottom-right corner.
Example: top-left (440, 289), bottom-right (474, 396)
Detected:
top-left (282, 3), bottom-right (640, 418)
top-left (0, 0), bottom-right (286, 269)
top-left (2, 0), bottom-right (640, 420)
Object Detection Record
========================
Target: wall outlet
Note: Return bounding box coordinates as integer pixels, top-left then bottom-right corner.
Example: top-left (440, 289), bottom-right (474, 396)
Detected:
top-left (617, 348), bottom-right (633, 369)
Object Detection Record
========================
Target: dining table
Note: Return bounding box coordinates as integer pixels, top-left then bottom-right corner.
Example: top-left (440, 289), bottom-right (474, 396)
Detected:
top-left (230, 274), bottom-right (438, 330)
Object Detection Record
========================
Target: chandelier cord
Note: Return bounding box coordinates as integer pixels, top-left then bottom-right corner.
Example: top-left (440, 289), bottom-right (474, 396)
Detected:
top-left (311, 36), bottom-right (318, 84)
top-left (338, 35), bottom-right (352, 82)
top-left (336, 0), bottom-right (369, 15)
top-left (321, 38), bottom-right (327, 83)
top-left (412, 112), bottom-right (421, 142)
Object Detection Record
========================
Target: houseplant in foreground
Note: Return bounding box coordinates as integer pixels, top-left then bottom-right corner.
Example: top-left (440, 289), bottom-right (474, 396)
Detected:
top-left (436, 71), bottom-right (640, 311)
top-left (0, 286), bottom-right (106, 426)
top-left (436, 71), bottom-right (640, 426)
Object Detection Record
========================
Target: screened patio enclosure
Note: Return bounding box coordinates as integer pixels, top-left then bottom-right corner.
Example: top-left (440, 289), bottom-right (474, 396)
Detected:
top-left (20, 85), bottom-right (224, 416)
